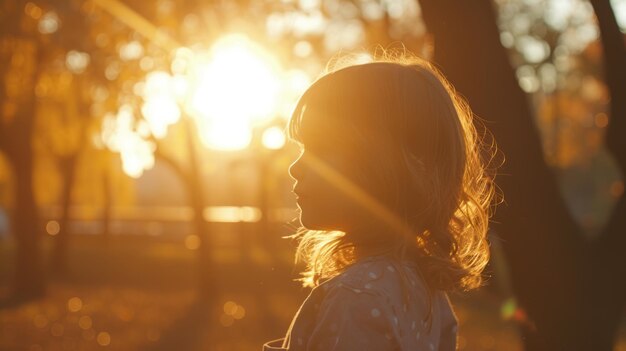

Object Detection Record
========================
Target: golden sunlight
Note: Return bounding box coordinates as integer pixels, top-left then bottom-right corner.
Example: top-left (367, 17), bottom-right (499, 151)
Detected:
top-left (187, 34), bottom-right (282, 150)
top-left (102, 34), bottom-right (300, 178)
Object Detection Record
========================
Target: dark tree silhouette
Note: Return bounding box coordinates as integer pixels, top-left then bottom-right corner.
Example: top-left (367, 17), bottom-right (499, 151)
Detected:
top-left (588, 0), bottom-right (626, 347)
top-left (0, 1), bottom-right (47, 299)
top-left (49, 76), bottom-right (91, 276)
top-left (47, 26), bottom-right (120, 275)
top-left (418, 0), bottom-right (625, 349)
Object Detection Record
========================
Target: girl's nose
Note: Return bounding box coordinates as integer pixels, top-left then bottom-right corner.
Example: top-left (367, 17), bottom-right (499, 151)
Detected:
top-left (288, 154), bottom-right (304, 181)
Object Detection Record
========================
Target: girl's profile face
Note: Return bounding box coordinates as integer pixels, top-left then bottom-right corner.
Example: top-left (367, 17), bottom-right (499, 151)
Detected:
top-left (288, 107), bottom-right (369, 233)
top-left (289, 144), bottom-right (356, 232)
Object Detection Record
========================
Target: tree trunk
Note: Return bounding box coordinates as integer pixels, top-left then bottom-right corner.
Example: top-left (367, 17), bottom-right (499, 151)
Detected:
top-left (51, 155), bottom-right (78, 276)
top-left (51, 75), bottom-right (91, 274)
top-left (588, 0), bottom-right (626, 348)
top-left (418, 1), bottom-right (593, 349)
top-left (6, 104), bottom-right (46, 299)
top-left (101, 163), bottom-right (111, 238)
top-left (12, 157), bottom-right (45, 298)
top-left (0, 13), bottom-right (45, 300)
top-left (183, 117), bottom-right (216, 301)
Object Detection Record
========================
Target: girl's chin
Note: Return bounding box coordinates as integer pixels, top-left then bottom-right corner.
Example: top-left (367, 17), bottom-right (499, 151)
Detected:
top-left (298, 215), bottom-right (322, 230)
top-left (299, 213), bottom-right (343, 231)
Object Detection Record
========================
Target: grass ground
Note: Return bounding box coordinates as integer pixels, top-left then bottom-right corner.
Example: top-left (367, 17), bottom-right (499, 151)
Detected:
top-left (0, 233), bottom-right (623, 351)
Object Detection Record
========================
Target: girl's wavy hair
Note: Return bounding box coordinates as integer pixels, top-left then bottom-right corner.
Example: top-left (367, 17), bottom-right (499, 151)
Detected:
top-left (286, 52), bottom-right (501, 293)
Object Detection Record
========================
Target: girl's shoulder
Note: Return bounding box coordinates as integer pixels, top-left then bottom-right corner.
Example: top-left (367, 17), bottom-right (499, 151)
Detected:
top-left (283, 255), bottom-right (457, 351)
top-left (316, 255), bottom-right (426, 299)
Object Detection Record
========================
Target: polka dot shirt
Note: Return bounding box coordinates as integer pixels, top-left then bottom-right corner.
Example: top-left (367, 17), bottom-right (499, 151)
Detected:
top-left (263, 255), bottom-right (458, 350)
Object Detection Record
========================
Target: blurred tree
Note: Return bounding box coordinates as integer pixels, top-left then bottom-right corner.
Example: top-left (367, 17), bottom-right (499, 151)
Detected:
top-left (46, 73), bottom-right (92, 276)
top-left (588, 0), bottom-right (626, 347)
top-left (0, 0), bottom-right (49, 299)
top-left (496, 0), bottom-right (600, 167)
top-left (495, 0), bottom-right (620, 237)
top-left (0, 0), bottom-right (145, 294)
top-left (20, 0), bottom-right (125, 277)
top-left (41, 3), bottom-right (116, 275)
top-left (418, 0), bottom-right (625, 349)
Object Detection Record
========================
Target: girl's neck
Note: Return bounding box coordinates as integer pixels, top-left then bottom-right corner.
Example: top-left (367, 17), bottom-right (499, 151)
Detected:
top-left (352, 238), bottom-right (396, 262)
top-left (348, 227), bottom-right (419, 263)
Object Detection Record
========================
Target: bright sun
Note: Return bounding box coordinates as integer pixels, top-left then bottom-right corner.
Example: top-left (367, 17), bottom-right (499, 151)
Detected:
top-left (187, 34), bottom-right (282, 150)
top-left (106, 34), bottom-right (304, 178)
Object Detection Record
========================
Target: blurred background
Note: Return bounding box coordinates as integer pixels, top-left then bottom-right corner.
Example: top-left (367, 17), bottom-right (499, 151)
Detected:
top-left (0, 0), bottom-right (625, 350)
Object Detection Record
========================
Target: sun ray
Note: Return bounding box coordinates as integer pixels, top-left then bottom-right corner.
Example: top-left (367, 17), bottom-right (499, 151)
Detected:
top-left (92, 0), bottom-right (180, 52)
top-left (303, 151), bottom-right (414, 238)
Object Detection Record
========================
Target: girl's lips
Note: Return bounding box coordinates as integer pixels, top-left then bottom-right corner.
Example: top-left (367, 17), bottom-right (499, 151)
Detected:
top-left (294, 191), bottom-right (308, 199)
top-left (295, 194), bottom-right (310, 203)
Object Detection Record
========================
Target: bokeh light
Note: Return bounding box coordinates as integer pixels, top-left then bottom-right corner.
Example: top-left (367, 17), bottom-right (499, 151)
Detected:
top-left (119, 41), bottom-right (144, 61)
top-left (38, 11), bottom-right (59, 34)
top-left (140, 71), bottom-right (182, 138)
top-left (221, 301), bottom-right (246, 324)
top-left (65, 51), bottom-right (91, 74)
top-left (100, 105), bottom-right (156, 178)
top-left (46, 220), bottom-right (60, 236)
top-left (96, 332), bottom-right (111, 346)
top-left (33, 315), bottom-right (48, 329)
top-left (262, 126), bottom-right (286, 150)
top-left (67, 297), bottom-right (83, 312)
top-left (24, 2), bottom-right (43, 19)
top-left (50, 323), bottom-right (64, 337)
top-left (184, 235), bottom-right (201, 250)
top-left (78, 316), bottom-right (93, 330)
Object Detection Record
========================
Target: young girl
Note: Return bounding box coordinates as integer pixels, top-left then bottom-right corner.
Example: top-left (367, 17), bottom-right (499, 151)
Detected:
top-left (263, 56), bottom-right (497, 351)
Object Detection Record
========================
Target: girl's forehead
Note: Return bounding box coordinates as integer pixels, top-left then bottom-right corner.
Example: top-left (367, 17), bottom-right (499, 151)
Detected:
top-left (297, 105), bottom-right (336, 142)
top-left (295, 102), bottom-right (358, 149)
top-left (292, 67), bottom-right (403, 145)
top-left (299, 97), bottom-right (352, 126)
